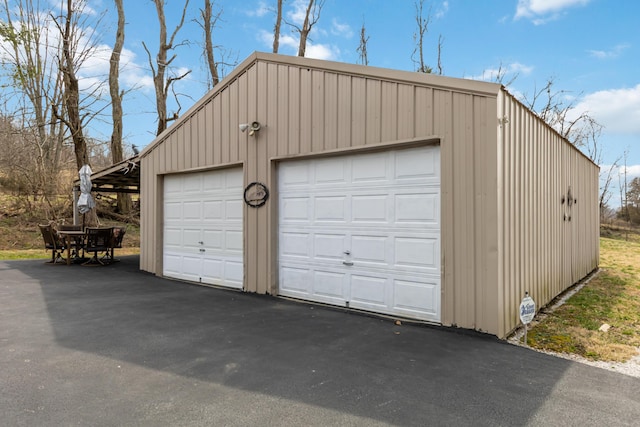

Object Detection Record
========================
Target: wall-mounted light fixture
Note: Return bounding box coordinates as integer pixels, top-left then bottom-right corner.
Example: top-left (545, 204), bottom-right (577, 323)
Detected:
top-left (239, 121), bottom-right (261, 136)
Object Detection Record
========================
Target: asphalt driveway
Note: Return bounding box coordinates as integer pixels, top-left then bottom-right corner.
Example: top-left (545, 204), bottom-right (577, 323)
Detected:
top-left (1, 257), bottom-right (639, 426)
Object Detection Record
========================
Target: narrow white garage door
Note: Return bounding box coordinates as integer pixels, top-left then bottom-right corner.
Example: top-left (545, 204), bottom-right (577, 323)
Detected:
top-left (278, 145), bottom-right (441, 322)
top-left (163, 168), bottom-right (243, 289)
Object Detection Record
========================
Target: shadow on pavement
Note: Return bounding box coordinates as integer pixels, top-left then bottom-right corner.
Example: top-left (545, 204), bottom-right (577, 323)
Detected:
top-left (2, 257), bottom-right (639, 426)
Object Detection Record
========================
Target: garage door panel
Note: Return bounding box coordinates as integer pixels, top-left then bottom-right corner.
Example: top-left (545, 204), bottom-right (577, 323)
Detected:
top-left (351, 195), bottom-right (389, 223)
top-left (393, 279), bottom-right (438, 317)
top-left (395, 193), bottom-right (439, 223)
top-left (350, 275), bottom-right (388, 307)
top-left (280, 266), bottom-right (312, 294)
top-left (182, 256), bottom-right (202, 275)
top-left (223, 168), bottom-right (243, 189)
top-left (314, 233), bottom-right (347, 260)
top-left (202, 171), bottom-right (223, 190)
top-left (394, 237), bottom-right (438, 269)
top-left (313, 270), bottom-right (346, 300)
top-left (203, 200), bottom-right (223, 220)
top-left (201, 258), bottom-right (222, 283)
top-left (281, 232), bottom-right (311, 257)
top-left (164, 177), bottom-right (182, 194)
top-left (182, 202), bottom-right (203, 221)
top-left (163, 253), bottom-right (181, 275)
top-left (314, 196), bottom-right (347, 222)
top-left (280, 163), bottom-right (311, 187)
top-left (225, 230), bottom-right (243, 252)
top-left (315, 158), bottom-right (347, 184)
top-left (281, 197), bottom-right (310, 222)
top-left (182, 229), bottom-right (202, 248)
top-left (352, 153), bottom-right (388, 183)
top-left (279, 146), bottom-right (440, 323)
top-left (202, 229), bottom-right (223, 250)
top-left (395, 148), bottom-right (439, 181)
top-left (165, 202), bottom-right (182, 220)
top-left (224, 260), bottom-right (244, 285)
top-left (183, 174), bottom-right (201, 192)
top-left (226, 199), bottom-right (243, 220)
top-left (351, 236), bottom-right (387, 265)
top-left (164, 228), bottom-right (182, 247)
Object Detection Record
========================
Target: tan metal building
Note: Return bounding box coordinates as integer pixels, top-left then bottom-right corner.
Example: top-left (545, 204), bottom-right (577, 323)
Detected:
top-left (139, 52), bottom-right (599, 338)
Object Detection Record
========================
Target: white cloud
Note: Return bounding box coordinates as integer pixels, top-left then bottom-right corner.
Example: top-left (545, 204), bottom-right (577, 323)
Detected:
top-left (245, 1), bottom-right (270, 18)
top-left (435, 1), bottom-right (449, 19)
top-left (624, 165), bottom-right (640, 180)
top-left (75, 41), bottom-right (154, 95)
top-left (331, 18), bottom-right (353, 38)
top-left (471, 62), bottom-right (534, 82)
top-left (588, 43), bottom-right (630, 59)
top-left (287, 0), bottom-right (309, 26)
top-left (515, 0), bottom-right (591, 24)
top-left (570, 84), bottom-right (640, 134)
top-left (304, 43), bottom-right (338, 61)
top-left (259, 26), bottom-right (339, 61)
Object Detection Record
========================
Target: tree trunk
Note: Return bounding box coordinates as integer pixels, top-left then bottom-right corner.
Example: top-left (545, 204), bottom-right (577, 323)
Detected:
top-left (203, 0), bottom-right (219, 87)
top-left (61, 0), bottom-right (88, 170)
top-left (110, 0), bottom-right (131, 214)
top-left (153, 0), bottom-right (168, 135)
top-left (273, 0), bottom-right (283, 53)
top-left (297, 0), bottom-right (313, 57)
top-left (357, 21), bottom-right (369, 65)
top-left (148, 0), bottom-right (191, 136)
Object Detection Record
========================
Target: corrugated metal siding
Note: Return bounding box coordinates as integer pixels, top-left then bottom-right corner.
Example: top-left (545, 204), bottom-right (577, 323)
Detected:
top-left (497, 90), bottom-right (599, 337)
top-left (141, 53), bottom-right (597, 337)
top-left (140, 54), bottom-right (502, 333)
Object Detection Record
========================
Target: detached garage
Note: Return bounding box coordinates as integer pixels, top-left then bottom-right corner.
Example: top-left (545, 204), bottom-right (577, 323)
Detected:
top-left (139, 52), bottom-right (599, 338)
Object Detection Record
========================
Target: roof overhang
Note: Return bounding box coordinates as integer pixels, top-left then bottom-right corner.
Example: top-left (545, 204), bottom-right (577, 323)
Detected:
top-left (74, 155), bottom-right (140, 194)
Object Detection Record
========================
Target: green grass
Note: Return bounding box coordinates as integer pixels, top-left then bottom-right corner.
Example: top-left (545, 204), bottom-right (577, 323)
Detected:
top-left (528, 236), bottom-right (640, 362)
top-left (0, 249), bottom-right (52, 260)
top-left (0, 247), bottom-right (140, 260)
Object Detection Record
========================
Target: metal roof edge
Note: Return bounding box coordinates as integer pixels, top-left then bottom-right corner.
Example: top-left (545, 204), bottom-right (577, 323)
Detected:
top-left (499, 87), bottom-right (600, 169)
top-left (73, 154), bottom-right (141, 186)
top-left (252, 52), bottom-right (502, 96)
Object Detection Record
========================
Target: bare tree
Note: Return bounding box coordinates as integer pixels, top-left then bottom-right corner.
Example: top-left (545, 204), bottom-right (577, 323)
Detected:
top-left (53, 0), bottom-right (86, 169)
top-left (201, 0), bottom-right (221, 87)
top-left (600, 160), bottom-right (620, 214)
top-left (617, 149), bottom-right (630, 222)
top-left (0, 0), bottom-right (69, 198)
top-left (144, 0), bottom-right (192, 136)
top-left (287, 0), bottom-right (325, 57)
top-left (486, 62), bottom-right (519, 87)
top-left (273, 0), bottom-right (284, 53)
top-left (356, 20), bottom-right (369, 65)
top-left (436, 34), bottom-right (443, 75)
top-left (412, 0), bottom-right (432, 73)
top-left (519, 77), bottom-right (619, 215)
top-left (521, 78), bottom-right (604, 153)
top-left (109, 0), bottom-right (131, 214)
top-left (109, 0), bottom-right (125, 166)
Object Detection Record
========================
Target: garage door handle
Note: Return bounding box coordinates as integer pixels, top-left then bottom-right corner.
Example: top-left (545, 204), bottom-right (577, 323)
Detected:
top-left (342, 261), bottom-right (353, 266)
top-left (199, 248), bottom-right (205, 252)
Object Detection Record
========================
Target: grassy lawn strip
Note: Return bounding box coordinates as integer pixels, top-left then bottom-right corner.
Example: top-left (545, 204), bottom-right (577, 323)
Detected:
top-left (0, 247), bottom-right (140, 260)
top-left (528, 236), bottom-right (640, 362)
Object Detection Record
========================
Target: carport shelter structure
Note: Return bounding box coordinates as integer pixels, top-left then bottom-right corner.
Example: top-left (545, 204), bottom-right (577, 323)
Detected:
top-left (139, 52), bottom-right (599, 338)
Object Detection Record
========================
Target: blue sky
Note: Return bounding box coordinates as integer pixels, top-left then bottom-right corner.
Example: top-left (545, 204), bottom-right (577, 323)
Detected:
top-left (6, 0), bottom-right (640, 206)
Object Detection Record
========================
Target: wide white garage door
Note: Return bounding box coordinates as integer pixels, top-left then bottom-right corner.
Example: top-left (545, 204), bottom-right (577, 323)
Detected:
top-left (278, 145), bottom-right (440, 322)
top-left (163, 168), bottom-right (243, 289)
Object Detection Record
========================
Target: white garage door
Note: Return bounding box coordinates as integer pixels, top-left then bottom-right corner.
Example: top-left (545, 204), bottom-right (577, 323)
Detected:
top-left (278, 146), bottom-right (441, 322)
top-left (163, 168), bottom-right (243, 289)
